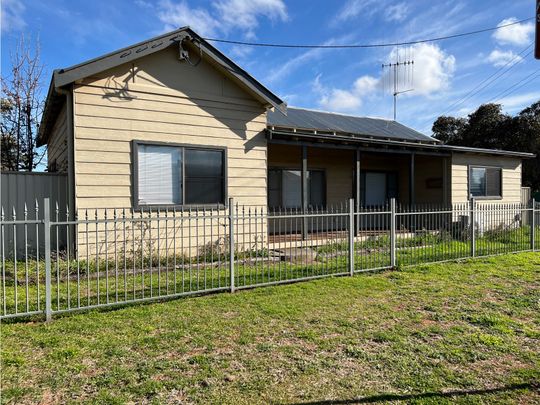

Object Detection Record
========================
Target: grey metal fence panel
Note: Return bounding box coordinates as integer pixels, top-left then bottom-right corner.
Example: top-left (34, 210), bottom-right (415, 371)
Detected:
top-left (522, 187), bottom-right (531, 224)
top-left (0, 199), bottom-right (537, 320)
top-left (1, 172), bottom-right (68, 257)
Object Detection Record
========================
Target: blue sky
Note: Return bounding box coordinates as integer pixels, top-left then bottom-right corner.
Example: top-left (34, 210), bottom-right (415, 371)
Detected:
top-left (1, 0), bottom-right (538, 134)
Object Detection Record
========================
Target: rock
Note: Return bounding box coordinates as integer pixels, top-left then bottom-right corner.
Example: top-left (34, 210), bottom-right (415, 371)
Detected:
top-left (274, 247), bottom-right (318, 264)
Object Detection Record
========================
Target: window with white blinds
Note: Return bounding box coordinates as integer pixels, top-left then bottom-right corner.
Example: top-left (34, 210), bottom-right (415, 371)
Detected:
top-left (138, 145), bottom-right (182, 205)
top-left (136, 143), bottom-right (225, 206)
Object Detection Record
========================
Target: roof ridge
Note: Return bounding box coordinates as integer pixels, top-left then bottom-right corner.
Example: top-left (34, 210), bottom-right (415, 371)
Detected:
top-left (287, 106), bottom-right (395, 122)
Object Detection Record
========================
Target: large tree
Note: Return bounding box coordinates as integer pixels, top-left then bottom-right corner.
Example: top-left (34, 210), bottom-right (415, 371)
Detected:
top-left (1, 35), bottom-right (45, 171)
top-left (432, 101), bottom-right (540, 193)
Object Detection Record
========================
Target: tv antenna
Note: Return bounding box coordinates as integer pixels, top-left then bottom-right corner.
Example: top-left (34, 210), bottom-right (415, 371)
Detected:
top-left (382, 47), bottom-right (414, 120)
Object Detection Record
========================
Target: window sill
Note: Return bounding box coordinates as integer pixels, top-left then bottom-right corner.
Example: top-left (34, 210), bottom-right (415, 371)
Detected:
top-left (135, 203), bottom-right (227, 211)
top-left (470, 196), bottom-right (503, 200)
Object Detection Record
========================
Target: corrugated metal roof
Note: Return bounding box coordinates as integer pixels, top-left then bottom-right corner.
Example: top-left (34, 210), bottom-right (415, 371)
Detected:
top-left (267, 129), bottom-right (535, 158)
top-left (267, 107), bottom-right (437, 143)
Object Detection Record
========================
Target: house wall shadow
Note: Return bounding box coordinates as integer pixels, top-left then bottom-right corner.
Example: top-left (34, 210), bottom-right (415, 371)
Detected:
top-left (96, 43), bottom-right (266, 154)
top-left (287, 382), bottom-right (538, 404)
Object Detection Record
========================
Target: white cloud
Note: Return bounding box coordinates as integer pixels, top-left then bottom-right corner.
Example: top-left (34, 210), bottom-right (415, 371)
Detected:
top-left (214, 0), bottom-right (288, 38)
top-left (384, 2), bottom-right (408, 22)
top-left (135, 0), bottom-right (153, 9)
top-left (487, 49), bottom-right (523, 67)
top-left (157, 1), bottom-right (221, 37)
top-left (315, 43), bottom-right (455, 113)
top-left (1, 0), bottom-right (26, 33)
top-left (492, 17), bottom-right (534, 46)
top-left (498, 92), bottom-right (540, 113)
top-left (267, 47), bottom-right (322, 83)
top-left (353, 75), bottom-right (379, 94)
top-left (403, 43), bottom-right (455, 95)
top-left (334, 0), bottom-right (377, 23)
top-left (316, 74), bottom-right (380, 112)
top-left (321, 89), bottom-right (363, 111)
top-left (266, 33), bottom-right (356, 83)
top-left (333, 0), bottom-right (408, 25)
top-left (334, 0), bottom-right (410, 24)
top-left (156, 0), bottom-right (287, 38)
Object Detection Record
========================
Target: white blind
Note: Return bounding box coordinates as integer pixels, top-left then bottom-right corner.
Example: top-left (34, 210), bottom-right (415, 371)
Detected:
top-left (282, 170), bottom-right (302, 207)
top-left (138, 145), bottom-right (182, 205)
top-left (282, 170), bottom-right (312, 208)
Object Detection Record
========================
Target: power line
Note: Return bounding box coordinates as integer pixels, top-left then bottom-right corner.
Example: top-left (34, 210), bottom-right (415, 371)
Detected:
top-left (203, 17), bottom-right (534, 49)
top-left (489, 69), bottom-right (540, 103)
top-left (439, 42), bottom-right (534, 116)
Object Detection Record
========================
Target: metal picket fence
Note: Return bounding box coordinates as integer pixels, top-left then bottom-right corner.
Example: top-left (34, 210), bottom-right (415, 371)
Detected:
top-left (1, 198), bottom-right (538, 321)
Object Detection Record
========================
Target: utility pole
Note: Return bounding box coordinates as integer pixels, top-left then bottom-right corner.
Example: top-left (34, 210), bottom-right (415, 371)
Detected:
top-left (534, 0), bottom-right (540, 59)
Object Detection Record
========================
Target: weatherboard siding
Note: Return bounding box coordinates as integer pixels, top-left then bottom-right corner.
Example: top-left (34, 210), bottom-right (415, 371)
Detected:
top-left (450, 153), bottom-right (522, 203)
top-left (72, 46), bottom-right (268, 212)
top-left (46, 103), bottom-right (68, 172)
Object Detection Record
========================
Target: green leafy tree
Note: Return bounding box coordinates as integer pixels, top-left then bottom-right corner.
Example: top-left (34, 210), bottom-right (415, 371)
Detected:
top-left (431, 116), bottom-right (466, 144)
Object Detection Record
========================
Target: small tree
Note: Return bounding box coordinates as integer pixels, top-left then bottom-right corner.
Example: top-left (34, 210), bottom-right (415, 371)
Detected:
top-left (1, 35), bottom-right (45, 171)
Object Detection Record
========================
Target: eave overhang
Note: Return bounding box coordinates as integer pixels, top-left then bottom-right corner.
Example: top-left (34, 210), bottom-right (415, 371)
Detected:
top-left (266, 128), bottom-right (536, 159)
top-left (37, 27), bottom-right (286, 147)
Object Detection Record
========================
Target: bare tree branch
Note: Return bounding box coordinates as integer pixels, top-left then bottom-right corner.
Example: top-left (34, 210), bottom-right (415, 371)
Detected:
top-left (1, 34), bottom-right (45, 172)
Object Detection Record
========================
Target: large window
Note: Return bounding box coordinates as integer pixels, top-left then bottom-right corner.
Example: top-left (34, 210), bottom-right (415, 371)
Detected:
top-left (469, 166), bottom-right (502, 198)
top-left (135, 142), bottom-right (225, 206)
top-left (268, 169), bottom-right (325, 209)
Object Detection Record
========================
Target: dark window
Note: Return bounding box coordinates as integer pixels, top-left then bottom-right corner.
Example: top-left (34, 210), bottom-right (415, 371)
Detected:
top-left (470, 166), bottom-right (501, 198)
top-left (185, 149), bottom-right (225, 204)
top-left (136, 143), bottom-right (225, 206)
top-left (268, 170), bottom-right (282, 208)
top-left (360, 171), bottom-right (399, 206)
top-left (485, 168), bottom-right (502, 197)
top-left (268, 169), bottom-right (326, 209)
top-left (309, 171), bottom-right (325, 207)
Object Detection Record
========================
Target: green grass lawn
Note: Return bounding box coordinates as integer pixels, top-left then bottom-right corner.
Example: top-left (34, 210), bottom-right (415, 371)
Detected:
top-left (1, 252), bottom-right (539, 404)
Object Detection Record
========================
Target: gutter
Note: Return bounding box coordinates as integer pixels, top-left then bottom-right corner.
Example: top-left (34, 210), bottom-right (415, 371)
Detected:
top-left (267, 129), bottom-right (536, 159)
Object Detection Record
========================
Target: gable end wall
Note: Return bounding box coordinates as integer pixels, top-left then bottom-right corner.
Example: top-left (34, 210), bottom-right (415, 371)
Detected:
top-left (72, 47), bottom-right (268, 213)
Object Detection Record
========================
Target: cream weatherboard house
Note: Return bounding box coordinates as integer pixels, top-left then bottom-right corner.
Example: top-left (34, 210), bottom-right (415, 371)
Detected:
top-left (38, 27), bottom-right (533, 240)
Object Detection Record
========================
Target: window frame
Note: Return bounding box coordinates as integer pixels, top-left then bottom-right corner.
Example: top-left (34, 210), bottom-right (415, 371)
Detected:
top-left (468, 165), bottom-right (503, 199)
top-left (267, 167), bottom-right (327, 209)
top-left (132, 140), bottom-right (228, 210)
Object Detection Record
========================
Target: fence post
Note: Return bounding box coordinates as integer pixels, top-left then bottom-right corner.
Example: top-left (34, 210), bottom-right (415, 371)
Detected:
top-left (390, 198), bottom-right (396, 268)
top-left (532, 199), bottom-right (536, 252)
top-left (348, 198), bottom-right (355, 276)
top-left (229, 198), bottom-right (235, 293)
top-left (43, 198), bottom-right (52, 322)
top-left (470, 197), bottom-right (476, 258)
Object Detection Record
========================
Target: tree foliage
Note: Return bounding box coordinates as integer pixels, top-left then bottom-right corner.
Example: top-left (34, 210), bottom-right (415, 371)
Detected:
top-left (1, 35), bottom-right (45, 171)
top-left (432, 101), bottom-right (540, 193)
